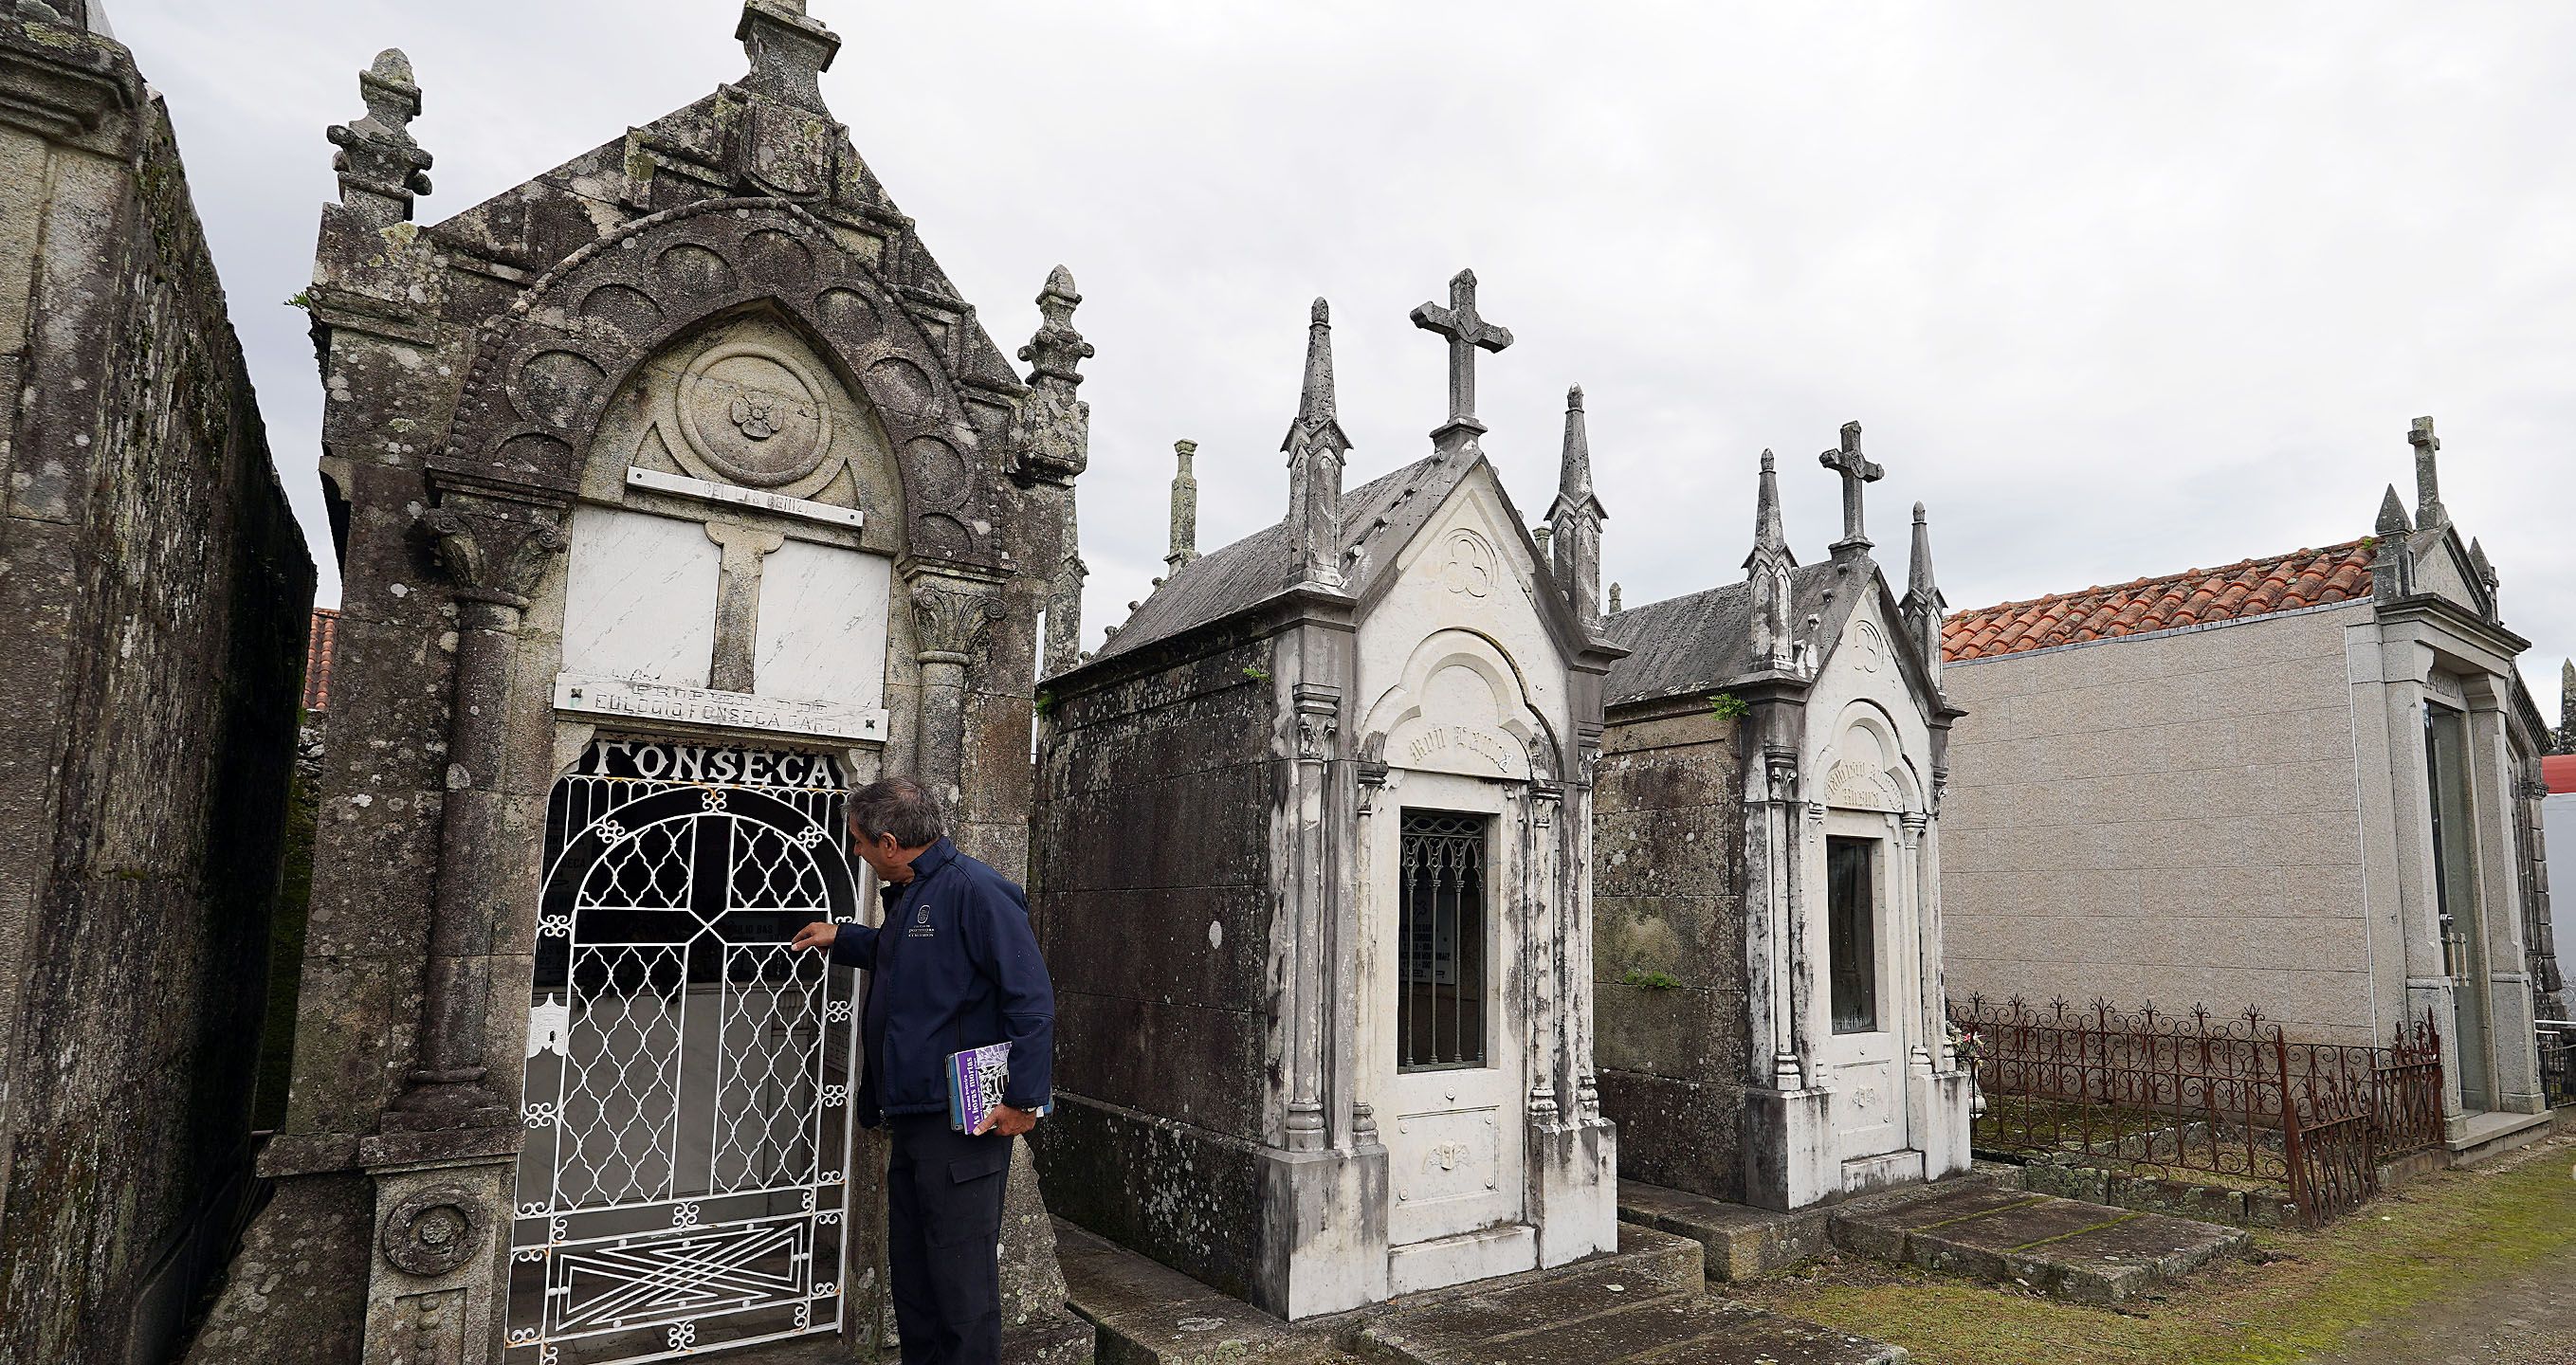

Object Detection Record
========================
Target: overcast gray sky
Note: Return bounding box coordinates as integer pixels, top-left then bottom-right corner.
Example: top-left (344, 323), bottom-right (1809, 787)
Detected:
top-left (115, 0), bottom-right (2576, 714)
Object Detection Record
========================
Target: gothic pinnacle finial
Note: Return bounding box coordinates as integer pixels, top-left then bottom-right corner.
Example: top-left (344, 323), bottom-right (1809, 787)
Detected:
top-left (326, 48), bottom-right (433, 227)
top-left (1608, 582), bottom-right (1622, 613)
top-left (1167, 440), bottom-right (1200, 572)
top-left (1747, 449), bottom-right (1791, 567)
top-left (1907, 501), bottom-right (1939, 598)
top-left (1283, 297), bottom-right (1348, 455)
top-left (2376, 483), bottom-right (2413, 538)
top-left (1549, 384), bottom-right (1602, 520)
top-left (736, 0), bottom-right (840, 113)
top-left (1020, 264), bottom-right (1092, 392)
top-left (1903, 500), bottom-right (1947, 682)
top-left (1547, 383), bottom-right (1605, 625)
top-left (1286, 298), bottom-right (1349, 591)
top-left (2409, 415), bottom-right (2447, 529)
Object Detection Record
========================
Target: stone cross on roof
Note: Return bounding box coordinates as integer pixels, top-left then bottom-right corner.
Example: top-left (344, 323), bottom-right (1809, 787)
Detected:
top-left (2409, 415), bottom-right (2447, 528)
top-left (1818, 420), bottom-right (1884, 554)
top-left (1410, 269), bottom-right (1513, 444)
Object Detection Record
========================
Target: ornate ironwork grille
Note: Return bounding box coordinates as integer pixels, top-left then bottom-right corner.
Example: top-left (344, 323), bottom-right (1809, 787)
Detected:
top-left (1399, 810), bottom-right (1489, 1071)
top-left (508, 738), bottom-right (860, 1364)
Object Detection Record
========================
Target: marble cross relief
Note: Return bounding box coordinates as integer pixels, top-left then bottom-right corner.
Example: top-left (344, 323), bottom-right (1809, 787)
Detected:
top-left (703, 520), bottom-right (785, 692)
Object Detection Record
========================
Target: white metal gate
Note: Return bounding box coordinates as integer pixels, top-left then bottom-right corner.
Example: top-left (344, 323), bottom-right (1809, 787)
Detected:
top-left (508, 737), bottom-right (859, 1363)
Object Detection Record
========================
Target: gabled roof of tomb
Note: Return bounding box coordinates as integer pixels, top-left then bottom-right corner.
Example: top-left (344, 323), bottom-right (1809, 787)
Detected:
top-left (1085, 448), bottom-right (1484, 665)
top-left (1599, 562), bottom-right (1848, 707)
top-left (410, 42), bottom-right (1018, 395)
top-left (1940, 539), bottom-right (2376, 662)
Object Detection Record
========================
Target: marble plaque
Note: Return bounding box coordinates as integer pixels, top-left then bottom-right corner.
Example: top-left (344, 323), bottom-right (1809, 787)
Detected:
top-left (553, 673), bottom-right (889, 743)
top-left (626, 465), bottom-right (865, 529)
top-left (561, 505), bottom-right (719, 686)
top-left (756, 538), bottom-right (892, 707)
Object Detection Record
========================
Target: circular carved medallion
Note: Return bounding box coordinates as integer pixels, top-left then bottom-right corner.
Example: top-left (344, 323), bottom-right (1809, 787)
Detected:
top-left (675, 342), bottom-right (833, 488)
top-left (1440, 528), bottom-right (1497, 598)
top-left (381, 1184), bottom-right (488, 1277)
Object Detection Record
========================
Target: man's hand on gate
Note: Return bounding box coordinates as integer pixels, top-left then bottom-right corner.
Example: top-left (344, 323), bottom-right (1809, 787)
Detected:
top-left (974, 1105), bottom-right (1038, 1138)
top-left (789, 919), bottom-right (839, 954)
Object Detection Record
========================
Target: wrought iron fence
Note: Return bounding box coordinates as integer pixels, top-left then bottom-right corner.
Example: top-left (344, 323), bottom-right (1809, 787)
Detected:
top-left (1949, 996), bottom-right (2444, 1228)
top-left (2540, 1022), bottom-right (2576, 1109)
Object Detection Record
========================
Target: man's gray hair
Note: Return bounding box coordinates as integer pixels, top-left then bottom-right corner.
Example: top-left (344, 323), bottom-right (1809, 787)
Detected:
top-left (848, 775), bottom-right (944, 848)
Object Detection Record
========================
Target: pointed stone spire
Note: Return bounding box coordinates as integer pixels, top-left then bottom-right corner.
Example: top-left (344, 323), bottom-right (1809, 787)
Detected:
top-left (1166, 440), bottom-right (1200, 572)
top-left (1021, 265), bottom-right (1092, 676)
top-left (2376, 483), bottom-right (2414, 537)
top-left (736, 0), bottom-right (841, 113)
top-left (1547, 385), bottom-right (1607, 627)
top-left (1283, 299), bottom-right (1350, 591)
top-left (1900, 501), bottom-right (1947, 685)
top-left (2469, 537), bottom-right (2498, 616)
top-left (326, 49), bottom-right (433, 228)
top-left (2562, 660), bottom-right (2575, 747)
top-left (2409, 415), bottom-right (2447, 529)
top-left (1745, 450), bottom-right (1799, 673)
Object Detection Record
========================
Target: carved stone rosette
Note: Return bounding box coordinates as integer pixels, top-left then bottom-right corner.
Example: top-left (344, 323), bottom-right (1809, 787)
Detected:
top-left (379, 1185), bottom-right (489, 1278)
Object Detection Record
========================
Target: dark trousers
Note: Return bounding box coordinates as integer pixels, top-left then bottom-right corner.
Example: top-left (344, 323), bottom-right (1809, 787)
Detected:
top-left (885, 1113), bottom-right (1012, 1365)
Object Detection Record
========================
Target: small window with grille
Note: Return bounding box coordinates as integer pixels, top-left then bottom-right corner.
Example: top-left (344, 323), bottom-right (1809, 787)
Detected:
top-left (1398, 809), bottom-right (1490, 1071)
top-left (1826, 835), bottom-right (1879, 1034)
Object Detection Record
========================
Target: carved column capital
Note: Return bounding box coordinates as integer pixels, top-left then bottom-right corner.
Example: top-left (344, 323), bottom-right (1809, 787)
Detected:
top-left (418, 504), bottom-right (566, 618)
top-left (909, 578), bottom-right (1006, 663)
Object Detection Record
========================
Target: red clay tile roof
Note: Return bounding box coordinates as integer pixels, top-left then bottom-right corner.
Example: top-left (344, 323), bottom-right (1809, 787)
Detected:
top-left (1942, 540), bottom-right (2376, 662)
top-left (2545, 754), bottom-right (2576, 796)
top-left (304, 608), bottom-right (338, 713)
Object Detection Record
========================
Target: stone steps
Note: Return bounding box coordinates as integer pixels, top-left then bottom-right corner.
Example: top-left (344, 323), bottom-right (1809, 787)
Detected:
top-left (1356, 1260), bottom-right (1905, 1364)
top-left (1056, 1218), bottom-right (1905, 1365)
top-left (1825, 1184), bottom-right (2249, 1305)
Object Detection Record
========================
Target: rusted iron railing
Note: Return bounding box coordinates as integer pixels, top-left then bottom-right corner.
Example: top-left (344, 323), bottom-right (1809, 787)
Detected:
top-left (1949, 995), bottom-right (2443, 1227)
top-left (2540, 1022), bottom-right (2576, 1109)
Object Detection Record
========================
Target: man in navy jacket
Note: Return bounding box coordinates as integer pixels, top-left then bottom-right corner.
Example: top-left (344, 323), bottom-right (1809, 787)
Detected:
top-left (790, 776), bottom-right (1052, 1365)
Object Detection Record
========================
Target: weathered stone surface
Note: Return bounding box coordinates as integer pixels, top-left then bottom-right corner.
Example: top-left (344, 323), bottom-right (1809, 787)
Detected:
top-left (197, 4), bottom-right (1090, 1360)
top-left (0, 12), bottom-right (316, 1365)
top-left (1825, 1185), bottom-right (2247, 1305)
top-left (1358, 1229), bottom-right (1900, 1365)
top-left (1616, 1178), bottom-right (1827, 1283)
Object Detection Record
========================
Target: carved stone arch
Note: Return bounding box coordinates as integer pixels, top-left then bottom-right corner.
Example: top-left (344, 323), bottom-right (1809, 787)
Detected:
top-left (438, 196), bottom-right (1025, 572)
top-left (1818, 698), bottom-right (1921, 815)
top-left (1361, 628), bottom-right (1554, 784)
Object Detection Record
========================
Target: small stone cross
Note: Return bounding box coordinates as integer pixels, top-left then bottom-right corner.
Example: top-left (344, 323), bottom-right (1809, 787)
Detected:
top-left (2409, 415), bottom-right (2446, 527)
top-left (1819, 421), bottom-right (1884, 552)
top-left (1411, 269), bottom-right (1514, 436)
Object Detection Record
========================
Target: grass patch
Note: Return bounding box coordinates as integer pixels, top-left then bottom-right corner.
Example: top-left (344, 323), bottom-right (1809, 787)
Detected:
top-left (1728, 1132), bottom-right (2576, 1365)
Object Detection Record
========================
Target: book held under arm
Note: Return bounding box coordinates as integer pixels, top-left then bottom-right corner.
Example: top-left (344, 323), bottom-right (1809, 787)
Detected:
top-left (948, 1041), bottom-right (1050, 1133)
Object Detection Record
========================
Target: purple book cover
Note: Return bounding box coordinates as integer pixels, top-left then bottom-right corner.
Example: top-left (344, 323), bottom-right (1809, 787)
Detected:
top-left (947, 1043), bottom-right (1048, 1133)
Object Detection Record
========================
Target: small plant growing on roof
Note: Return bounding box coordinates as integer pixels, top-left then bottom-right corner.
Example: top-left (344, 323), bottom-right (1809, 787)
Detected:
top-left (1621, 968), bottom-right (1682, 991)
top-left (1241, 664), bottom-right (1271, 683)
top-left (1707, 691), bottom-right (1750, 723)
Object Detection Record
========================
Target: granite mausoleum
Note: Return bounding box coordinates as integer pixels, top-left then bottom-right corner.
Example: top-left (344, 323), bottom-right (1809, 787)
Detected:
top-left (1941, 418), bottom-right (2564, 1157)
top-left (1593, 437), bottom-right (1973, 1212)
top-left (1031, 278), bottom-right (1619, 1318)
top-left (187, 6), bottom-right (1089, 1361)
top-left (0, 5), bottom-right (318, 1362)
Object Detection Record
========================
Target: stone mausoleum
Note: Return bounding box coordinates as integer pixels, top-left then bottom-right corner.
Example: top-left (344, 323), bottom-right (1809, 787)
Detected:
top-left (1592, 435), bottom-right (1974, 1213)
top-left (190, 6), bottom-right (1090, 1362)
top-left (1940, 418), bottom-right (2564, 1158)
top-left (0, 7), bottom-right (316, 1363)
top-left (1031, 277), bottom-right (1620, 1318)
